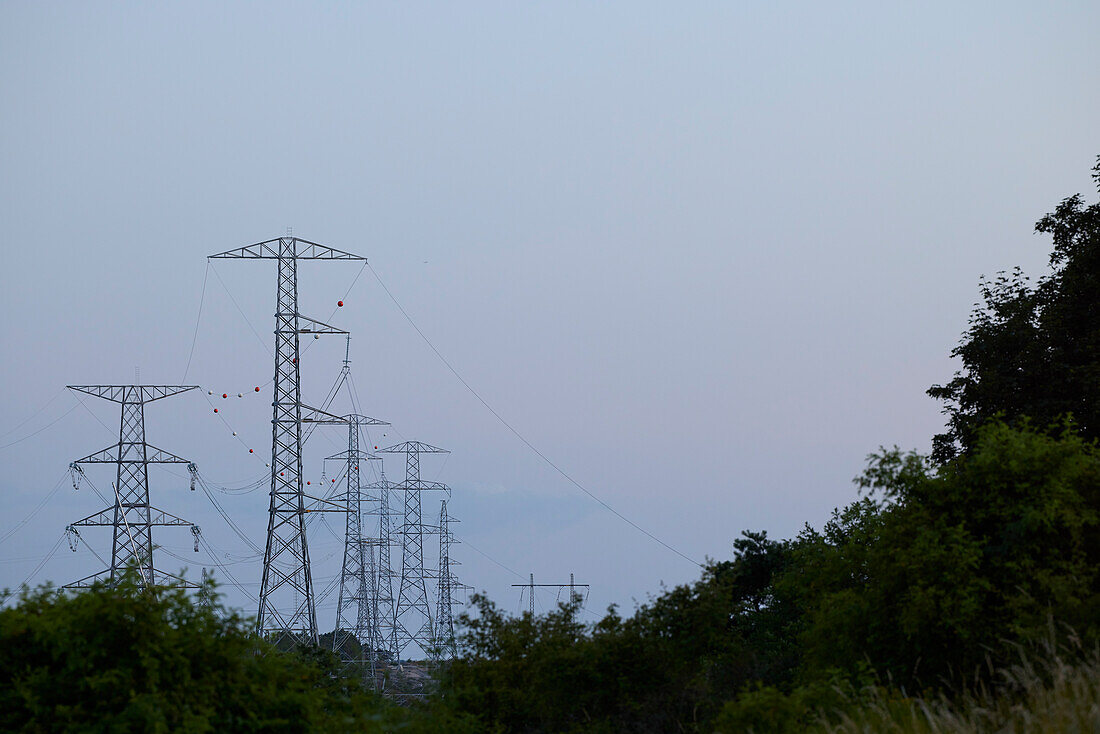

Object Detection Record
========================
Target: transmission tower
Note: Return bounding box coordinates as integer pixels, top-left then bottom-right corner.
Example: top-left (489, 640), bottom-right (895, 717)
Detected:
top-left (435, 498), bottom-right (466, 659)
top-left (365, 467), bottom-right (399, 659)
top-left (354, 537), bottom-right (385, 687)
top-left (512, 573), bottom-right (590, 616)
top-left (380, 441), bottom-right (449, 659)
top-left (64, 385), bottom-right (199, 589)
top-left (209, 236), bottom-right (364, 645)
top-left (328, 415), bottom-right (387, 665)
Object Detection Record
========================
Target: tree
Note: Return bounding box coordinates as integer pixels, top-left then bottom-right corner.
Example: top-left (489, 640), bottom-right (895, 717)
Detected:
top-left (929, 157), bottom-right (1100, 462)
top-left (432, 533), bottom-right (803, 733)
top-left (786, 421), bottom-right (1100, 689)
top-left (0, 575), bottom-right (405, 733)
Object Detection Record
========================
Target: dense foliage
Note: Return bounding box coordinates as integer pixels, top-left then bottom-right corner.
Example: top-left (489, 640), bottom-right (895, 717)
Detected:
top-left (425, 422), bottom-right (1100, 732)
top-left (0, 577), bottom-right (406, 733)
top-left (928, 157), bottom-right (1100, 462)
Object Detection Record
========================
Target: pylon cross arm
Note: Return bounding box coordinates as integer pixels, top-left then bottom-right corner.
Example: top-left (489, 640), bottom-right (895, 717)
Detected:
top-left (145, 444), bottom-right (191, 463)
top-left (75, 444), bottom-right (189, 464)
top-left (72, 445), bottom-right (120, 464)
top-left (303, 495), bottom-right (351, 513)
top-left (297, 315), bottom-right (348, 335)
top-left (325, 449), bottom-right (381, 461)
top-left (300, 403), bottom-right (350, 424)
top-left (208, 237), bottom-right (365, 261)
top-left (402, 480), bottom-right (450, 492)
top-left (378, 441), bottom-right (449, 454)
top-left (71, 506), bottom-right (194, 527)
top-left (67, 385), bottom-right (198, 404)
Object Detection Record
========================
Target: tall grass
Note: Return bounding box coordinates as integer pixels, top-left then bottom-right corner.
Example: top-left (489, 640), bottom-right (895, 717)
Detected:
top-left (818, 636), bottom-right (1100, 733)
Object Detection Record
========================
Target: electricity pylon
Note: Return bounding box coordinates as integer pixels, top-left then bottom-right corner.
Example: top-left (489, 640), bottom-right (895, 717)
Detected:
top-left (379, 441), bottom-right (449, 659)
top-left (327, 415), bottom-right (387, 666)
top-left (435, 499), bottom-right (465, 659)
top-left (64, 385), bottom-right (199, 589)
top-left (209, 236), bottom-right (363, 645)
top-left (354, 537), bottom-right (384, 687)
top-left (365, 467), bottom-right (398, 659)
top-left (512, 573), bottom-right (590, 616)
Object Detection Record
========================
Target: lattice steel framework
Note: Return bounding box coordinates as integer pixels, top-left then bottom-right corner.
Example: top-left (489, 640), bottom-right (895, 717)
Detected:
top-left (435, 499), bottom-right (462, 659)
top-left (64, 385), bottom-right (198, 589)
top-left (379, 441), bottom-right (449, 658)
top-left (328, 415), bottom-right (386, 664)
top-left (354, 538), bottom-right (383, 686)
top-left (366, 468), bottom-right (399, 658)
top-left (512, 574), bottom-right (590, 616)
top-left (209, 237), bottom-right (363, 645)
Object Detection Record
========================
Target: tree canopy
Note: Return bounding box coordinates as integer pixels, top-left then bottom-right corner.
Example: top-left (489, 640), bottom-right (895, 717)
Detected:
top-left (929, 157), bottom-right (1100, 462)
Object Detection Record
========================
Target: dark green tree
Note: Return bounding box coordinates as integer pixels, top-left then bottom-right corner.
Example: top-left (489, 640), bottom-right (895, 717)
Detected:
top-left (432, 532), bottom-right (802, 733)
top-left (929, 157), bottom-right (1100, 462)
top-left (0, 575), bottom-right (406, 733)
top-left (786, 421), bottom-right (1100, 690)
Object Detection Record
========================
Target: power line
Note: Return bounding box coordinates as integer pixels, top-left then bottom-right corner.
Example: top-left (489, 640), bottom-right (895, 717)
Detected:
top-left (0, 400), bottom-right (81, 451)
top-left (366, 264), bottom-right (701, 568)
top-left (0, 471), bottom-right (68, 545)
top-left (193, 470), bottom-right (263, 555)
top-left (0, 388), bottom-right (64, 439)
top-left (208, 262), bottom-right (272, 357)
top-left (181, 260), bottom-right (210, 382)
top-left (14, 531), bottom-right (68, 591)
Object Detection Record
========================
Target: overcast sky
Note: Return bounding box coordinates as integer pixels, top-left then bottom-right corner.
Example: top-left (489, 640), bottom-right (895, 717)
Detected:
top-left (2, 2), bottom-right (1098, 629)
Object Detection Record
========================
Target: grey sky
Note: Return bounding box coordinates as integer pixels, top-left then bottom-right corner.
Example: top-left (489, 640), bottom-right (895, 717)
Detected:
top-left (2, 2), bottom-right (1098, 624)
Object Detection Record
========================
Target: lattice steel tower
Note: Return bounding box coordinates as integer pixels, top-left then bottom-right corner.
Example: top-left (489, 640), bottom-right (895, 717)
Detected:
top-left (329, 415), bottom-right (386, 660)
top-left (436, 499), bottom-right (462, 659)
top-left (209, 237), bottom-right (363, 644)
top-left (366, 467), bottom-right (398, 658)
top-left (380, 441), bottom-right (449, 658)
top-left (64, 385), bottom-right (199, 589)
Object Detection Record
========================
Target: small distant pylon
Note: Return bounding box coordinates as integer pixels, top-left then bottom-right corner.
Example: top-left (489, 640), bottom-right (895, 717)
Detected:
top-left (366, 467), bottom-right (398, 658)
top-left (63, 385), bottom-right (200, 590)
top-left (328, 414), bottom-right (387, 672)
top-left (380, 441), bottom-right (449, 659)
top-left (512, 573), bottom-right (590, 616)
top-left (199, 568), bottom-right (215, 610)
top-left (435, 499), bottom-right (464, 659)
top-left (355, 537), bottom-right (384, 687)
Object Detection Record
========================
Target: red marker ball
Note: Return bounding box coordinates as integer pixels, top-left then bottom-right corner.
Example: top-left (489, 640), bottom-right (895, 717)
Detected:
top-left (213, 408), bottom-right (218, 413)
top-left (249, 449), bottom-right (254, 453)
top-left (307, 481), bottom-right (311, 485)
top-left (331, 478), bottom-right (336, 483)
top-left (280, 472), bottom-right (284, 477)
top-left (338, 300), bottom-right (344, 307)
top-left (222, 393), bottom-right (227, 399)
top-left (255, 387), bottom-right (260, 392)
